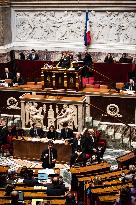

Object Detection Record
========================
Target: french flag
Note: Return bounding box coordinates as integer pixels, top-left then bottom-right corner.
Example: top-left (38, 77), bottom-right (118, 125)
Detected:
top-left (84, 11), bottom-right (91, 46)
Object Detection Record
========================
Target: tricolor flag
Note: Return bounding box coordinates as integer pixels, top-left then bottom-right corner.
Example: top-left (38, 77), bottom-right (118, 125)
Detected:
top-left (84, 11), bottom-right (91, 47)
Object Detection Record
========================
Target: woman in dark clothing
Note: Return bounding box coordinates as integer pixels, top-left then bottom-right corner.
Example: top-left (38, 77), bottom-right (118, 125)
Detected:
top-left (47, 125), bottom-right (58, 140)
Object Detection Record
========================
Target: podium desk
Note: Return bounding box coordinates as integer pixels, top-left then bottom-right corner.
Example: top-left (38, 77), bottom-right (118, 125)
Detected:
top-left (13, 137), bottom-right (71, 163)
top-left (42, 68), bottom-right (82, 90)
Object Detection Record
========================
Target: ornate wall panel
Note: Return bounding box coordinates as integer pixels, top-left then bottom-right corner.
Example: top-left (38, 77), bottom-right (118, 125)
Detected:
top-left (12, 9), bottom-right (136, 53)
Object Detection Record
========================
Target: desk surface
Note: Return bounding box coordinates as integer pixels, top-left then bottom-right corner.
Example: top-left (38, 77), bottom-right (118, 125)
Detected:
top-left (20, 94), bottom-right (85, 103)
top-left (70, 162), bottom-right (111, 174)
top-left (116, 151), bottom-right (135, 163)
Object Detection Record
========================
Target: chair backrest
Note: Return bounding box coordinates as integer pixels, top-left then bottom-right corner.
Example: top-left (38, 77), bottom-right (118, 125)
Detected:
top-left (100, 85), bottom-right (108, 89)
top-left (116, 82), bottom-right (124, 90)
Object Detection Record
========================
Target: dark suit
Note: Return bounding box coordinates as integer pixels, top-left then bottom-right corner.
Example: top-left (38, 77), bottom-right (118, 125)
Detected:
top-left (60, 128), bottom-right (73, 140)
top-left (104, 56), bottom-right (114, 63)
top-left (13, 77), bottom-right (24, 85)
top-left (29, 128), bottom-right (44, 138)
top-left (58, 56), bottom-right (71, 68)
top-left (47, 131), bottom-right (58, 140)
top-left (46, 183), bottom-right (66, 196)
top-left (1, 72), bottom-right (13, 80)
top-left (119, 57), bottom-right (128, 63)
top-left (0, 126), bottom-right (9, 145)
top-left (23, 178), bottom-right (39, 186)
top-left (41, 148), bottom-right (57, 168)
top-left (28, 53), bottom-right (39, 60)
top-left (72, 137), bottom-right (82, 153)
top-left (82, 53), bottom-right (93, 77)
top-left (124, 82), bottom-right (136, 91)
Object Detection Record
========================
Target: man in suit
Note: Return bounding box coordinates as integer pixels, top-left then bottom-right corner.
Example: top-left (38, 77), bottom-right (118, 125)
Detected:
top-left (29, 123), bottom-right (44, 138)
top-left (124, 78), bottom-right (136, 91)
top-left (28, 49), bottom-right (39, 60)
top-left (1, 67), bottom-right (13, 80)
top-left (46, 176), bottom-right (67, 196)
top-left (82, 50), bottom-right (93, 77)
top-left (104, 53), bottom-right (114, 63)
top-left (70, 132), bottom-right (84, 167)
top-left (0, 120), bottom-right (9, 146)
top-left (119, 53), bottom-right (129, 63)
top-left (58, 52), bottom-right (71, 68)
top-left (41, 140), bottom-right (57, 168)
top-left (13, 72), bottom-right (24, 85)
top-left (60, 122), bottom-right (74, 140)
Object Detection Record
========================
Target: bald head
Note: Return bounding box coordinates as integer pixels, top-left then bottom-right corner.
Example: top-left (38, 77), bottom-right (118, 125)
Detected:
top-left (11, 190), bottom-right (19, 201)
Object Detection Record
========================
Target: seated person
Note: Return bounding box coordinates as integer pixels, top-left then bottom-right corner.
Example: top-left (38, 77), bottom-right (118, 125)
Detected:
top-left (119, 53), bottom-right (128, 63)
top-left (7, 171), bottom-right (17, 184)
top-left (70, 143), bottom-right (84, 167)
top-left (104, 53), bottom-right (114, 63)
top-left (19, 52), bottom-right (25, 60)
top-left (46, 176), bottom-right (67, 196)
top-left (19, 166), bottom-right (28, 179)
top-left (28, 49), bottom-right (39, 60)
top-left (0, 67), bottom-right (13, 80)
top-left (29, 123), bottom-right (44, 138)
top-left (130, 175), bottom-right (136, 196)
top-left (65, 192), bottom-right (76, 205)
top-left (60, 122), bottom-right (74, 141)
top-left (47, 125), bottom-right (58, 140)
top-left (41, 140), bottom-right (57, 169)
top-left (58, 51), bottom-right (71, 68)
top-left (71, 132), bottom-right (82, 153)
top-left (114, 187), bottom-right (136, 205)
top-left (5, 184), bottom-right (15, 196)
top-left (124, 78), bottom-right (136, 91)
top-left (23, 169), bottom-right (39, 186)
top-left (10, 190), bottom-right (24, 205)
top-left (13, 72), bottom-right (24, 85)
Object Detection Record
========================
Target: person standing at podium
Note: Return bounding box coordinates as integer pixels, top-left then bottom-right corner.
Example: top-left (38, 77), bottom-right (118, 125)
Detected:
top-left (58, 52), bottom-right (71, 68)
top-left (41, 140), bottom-right (57, 169)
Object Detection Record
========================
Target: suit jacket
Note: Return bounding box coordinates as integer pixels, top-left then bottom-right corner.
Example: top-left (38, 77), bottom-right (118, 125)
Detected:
top-left (124, 82), bottom-right (136, 91)
top-left (41, 147), bottom-right (57, 168)
top-left (29, 128), bottom-right (44, 138)
top-left (83, 53), bottom-right (93, 66)
top-left (0, 126), bottom-right (9, 144)
top-left (58, 56), bottom-right (70, 68)
top-left (72, 137), bottom-right (82, 153)
top-left (60, 128), bottom-right (73, 140)
top-left (47, 131), bottom-right (58, 140)
top-left (46, 183), bottom-right (66, 196)
top-left (28, 53), bottom-right (39, 60)
top-left (1, 72), bottom-right (13, 80)
top-left (13, 77), bottom-right (24, 85)
top-left (23, 177), bottom-right (39, 186)
top-left (104, 56), bottom-right (114, 63)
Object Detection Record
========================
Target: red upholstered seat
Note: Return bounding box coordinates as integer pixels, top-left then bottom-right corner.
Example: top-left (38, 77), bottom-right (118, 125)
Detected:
top-left (88, 77), bottom-right (94, 84)
top-left (1, 135), bottom-right (13, 156)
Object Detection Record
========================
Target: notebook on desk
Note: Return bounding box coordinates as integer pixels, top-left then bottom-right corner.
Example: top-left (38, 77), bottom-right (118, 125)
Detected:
top-left (38, 172), bottom-right (48, 183)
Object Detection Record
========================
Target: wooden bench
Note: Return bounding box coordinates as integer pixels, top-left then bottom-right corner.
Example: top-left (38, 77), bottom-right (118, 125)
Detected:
top-left (77, 169), bottom-right (129, 182)
top-left (116, 151), bottom-right (136, 168)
